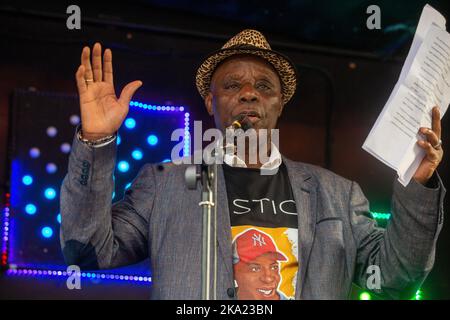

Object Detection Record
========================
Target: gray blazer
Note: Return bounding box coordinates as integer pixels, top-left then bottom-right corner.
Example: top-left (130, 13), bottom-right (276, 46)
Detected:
top-left (60, 131), bottom-right (446, 300)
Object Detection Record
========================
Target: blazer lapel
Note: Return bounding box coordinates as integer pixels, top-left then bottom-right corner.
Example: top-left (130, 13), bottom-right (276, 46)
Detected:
top-left (283, 157), bottom-right (317, 300)
top-left (216, 164), bottom-right (233, 278)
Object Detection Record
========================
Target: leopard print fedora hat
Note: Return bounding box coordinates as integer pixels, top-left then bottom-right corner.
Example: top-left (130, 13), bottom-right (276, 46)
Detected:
top-left (195, 29), bottom-right (297, 105)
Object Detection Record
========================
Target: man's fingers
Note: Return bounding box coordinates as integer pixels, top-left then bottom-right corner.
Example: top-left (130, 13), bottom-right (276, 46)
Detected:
top-left (75, 65), bottom-right (87, 95)
top-left (417, 140), bottom-right (442, 162)
top-left (103, 48), bottom-right (113, 84)
top-left (432, 106), bottom-right (441, 139)
top-left (419, 126), bottom-right (440, 147)
top-left (92, 42), bottom-right (103, 82)
top-left (418, 106), bottom-right (441, 148)
top-left (81, 46), bottom-right (93, 81)
top-left (118, 80), bottom-right (143, 107)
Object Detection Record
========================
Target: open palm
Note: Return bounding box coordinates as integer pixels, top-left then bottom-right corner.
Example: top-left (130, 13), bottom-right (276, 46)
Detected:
top-left (75, 43), bottom-right (142, 140)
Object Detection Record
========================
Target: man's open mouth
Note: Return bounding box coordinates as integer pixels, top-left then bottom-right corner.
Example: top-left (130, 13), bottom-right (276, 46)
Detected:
top-left (257, 288), bottom-right (275, 296)
top-left (238, 111), bottom-right (261, 123)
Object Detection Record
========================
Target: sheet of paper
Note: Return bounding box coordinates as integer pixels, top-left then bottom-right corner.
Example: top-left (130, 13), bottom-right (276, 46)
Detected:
top-left (363, 4), bottom-right (449, 186)
top-left (367, 4), bottom-right (446, 135)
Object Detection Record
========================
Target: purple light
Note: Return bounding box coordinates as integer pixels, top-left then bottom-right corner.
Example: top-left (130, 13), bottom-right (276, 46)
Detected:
top-left (46, 163), bottom-right (57, 174)
top-left (60, 143), bottom-right (71, 154)
top-left (29, 148), bottom-right (40, 158)
top-left (70, 114), bottom-right (80, 126)
top-left (5, 267), bottom-right (152, 283)
top-left (46, 126), bottom-right (58, 137)
top-left (129, 100), bottom-right (186, 113)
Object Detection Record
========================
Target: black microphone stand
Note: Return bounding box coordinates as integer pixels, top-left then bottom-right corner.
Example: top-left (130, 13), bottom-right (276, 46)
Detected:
top-left (185, 160), bottom-right (218, 300)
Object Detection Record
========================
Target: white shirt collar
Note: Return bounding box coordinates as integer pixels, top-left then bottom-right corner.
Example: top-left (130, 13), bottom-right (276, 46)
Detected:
top-left (223, 141), bottom-right (282, 171)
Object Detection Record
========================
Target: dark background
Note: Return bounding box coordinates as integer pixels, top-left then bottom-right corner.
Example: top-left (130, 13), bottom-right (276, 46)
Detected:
top-left (0, 0), bottom-right (449, 299)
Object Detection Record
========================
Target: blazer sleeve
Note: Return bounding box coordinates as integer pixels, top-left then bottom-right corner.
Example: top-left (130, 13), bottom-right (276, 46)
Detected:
top-left (59, 127), bottom-right (155, 270)
top-left (350, 173), bottom-right (445, 299)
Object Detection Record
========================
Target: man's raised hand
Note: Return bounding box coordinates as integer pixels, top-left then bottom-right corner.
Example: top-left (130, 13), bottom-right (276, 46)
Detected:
top-left (75, 42), bottom-right (142, 140)
top-left (414, 106), bottom-right (444, 185)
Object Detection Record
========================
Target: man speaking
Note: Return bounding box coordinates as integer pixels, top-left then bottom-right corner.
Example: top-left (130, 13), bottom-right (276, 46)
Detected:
top-left (60, 29), bottom-right (445, 300)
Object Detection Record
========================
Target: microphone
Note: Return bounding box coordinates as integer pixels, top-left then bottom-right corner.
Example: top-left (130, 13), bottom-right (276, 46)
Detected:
top-left (203, 114), bottom-right (255, 166)
top-left (221, 114), bottom-right (255, 161)
top-left (227, 113), bottom-right (253, 131)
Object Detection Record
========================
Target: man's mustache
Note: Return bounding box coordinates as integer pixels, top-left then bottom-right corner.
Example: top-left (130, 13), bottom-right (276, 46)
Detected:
top-left (235, 110), bottom-right (261, 118)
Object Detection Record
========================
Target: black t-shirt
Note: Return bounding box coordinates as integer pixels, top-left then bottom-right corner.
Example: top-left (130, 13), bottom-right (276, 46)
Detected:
top-left (223, 162), bottom-right (298, 300)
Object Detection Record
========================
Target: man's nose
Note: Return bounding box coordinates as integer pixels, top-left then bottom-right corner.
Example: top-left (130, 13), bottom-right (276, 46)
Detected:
top-left (260, 270), bottom-right (275, 284)
top-left (239, 83), bottom-right (258, 103)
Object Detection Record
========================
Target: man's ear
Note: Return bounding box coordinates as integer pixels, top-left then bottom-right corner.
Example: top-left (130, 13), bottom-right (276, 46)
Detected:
top-left (205, 92), bottom-right (214, 116)
top-left (278, 96), bottom-right (285, 117)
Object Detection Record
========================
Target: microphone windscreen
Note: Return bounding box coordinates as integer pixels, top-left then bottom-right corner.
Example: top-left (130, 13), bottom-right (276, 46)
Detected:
top-left (240, 119), bottom-right (253, 131)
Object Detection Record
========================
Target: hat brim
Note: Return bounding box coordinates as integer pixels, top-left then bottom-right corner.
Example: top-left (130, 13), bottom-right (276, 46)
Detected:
top-left (239, 251), bottom-right (288, 264)
top-left (195, 47), bottom-right (297, 105)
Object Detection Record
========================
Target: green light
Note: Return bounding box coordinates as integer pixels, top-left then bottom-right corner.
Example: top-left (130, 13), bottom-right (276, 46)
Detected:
top-left (370, 211), bottom-right (391, 220)
top-left (359, 292), bottom-right (372, 300)
top-left (413, 289), bottom-right (423, 300)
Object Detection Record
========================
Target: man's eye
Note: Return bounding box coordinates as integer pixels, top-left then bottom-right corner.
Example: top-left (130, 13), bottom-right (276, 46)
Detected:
top-left (257, 83), bottom-right (271, 90)
top-left (225, 83), bottom-right (239, 89)
top-left (271, 265), bottom-right (279, 271)
top-left (250, 266), bottom-right (260, 272)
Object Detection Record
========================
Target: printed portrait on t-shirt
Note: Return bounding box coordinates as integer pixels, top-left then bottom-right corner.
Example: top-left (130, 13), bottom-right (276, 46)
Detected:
top-left (232, 227), bottom-right (297, 300)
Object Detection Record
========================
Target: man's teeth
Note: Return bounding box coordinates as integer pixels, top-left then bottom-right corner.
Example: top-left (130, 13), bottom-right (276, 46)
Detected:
top-left (257, 289), bottom-right (273, 295)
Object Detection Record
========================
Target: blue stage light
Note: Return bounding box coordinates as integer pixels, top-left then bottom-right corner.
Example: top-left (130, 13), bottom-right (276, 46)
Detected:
top-left (70, 114), bottom-right (80, 126)
top-left (44, 188), bottom-right (56, 200)
top-left (162, 159), bottom-right (171, 163)
top-left (6, 268), bottom-right (152, 283)
top-left (60, 143), bottom-right (71, 154)
top-left (46, 126), bottom-right (58, 137)
top-left (41, 226), bottom-right (53, 238)
top-left (46, 163), bottom-right (57, 174)
top-left (125, 182), bottom-right (132, 190)
top-left (117, 135), bottom-right (121, 145)
top-left (125, 118), bottom-right (136, 129)
top-left (132, 149), bottom-right (143, 160)
top-left (22, 175), bottom-right (33, 186)
top-left (117, 161), bottom-right (130, 173)
top-left (25, 204), bottom-right (37, 215)
top-left (147, 134), bottom-right (158, 146)
top-left (57, 214), bottom-right (61, 224)
top-left (29, 148), bottom-right (40, 158)
top-left (130, 100), bottom-right (184, 113)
